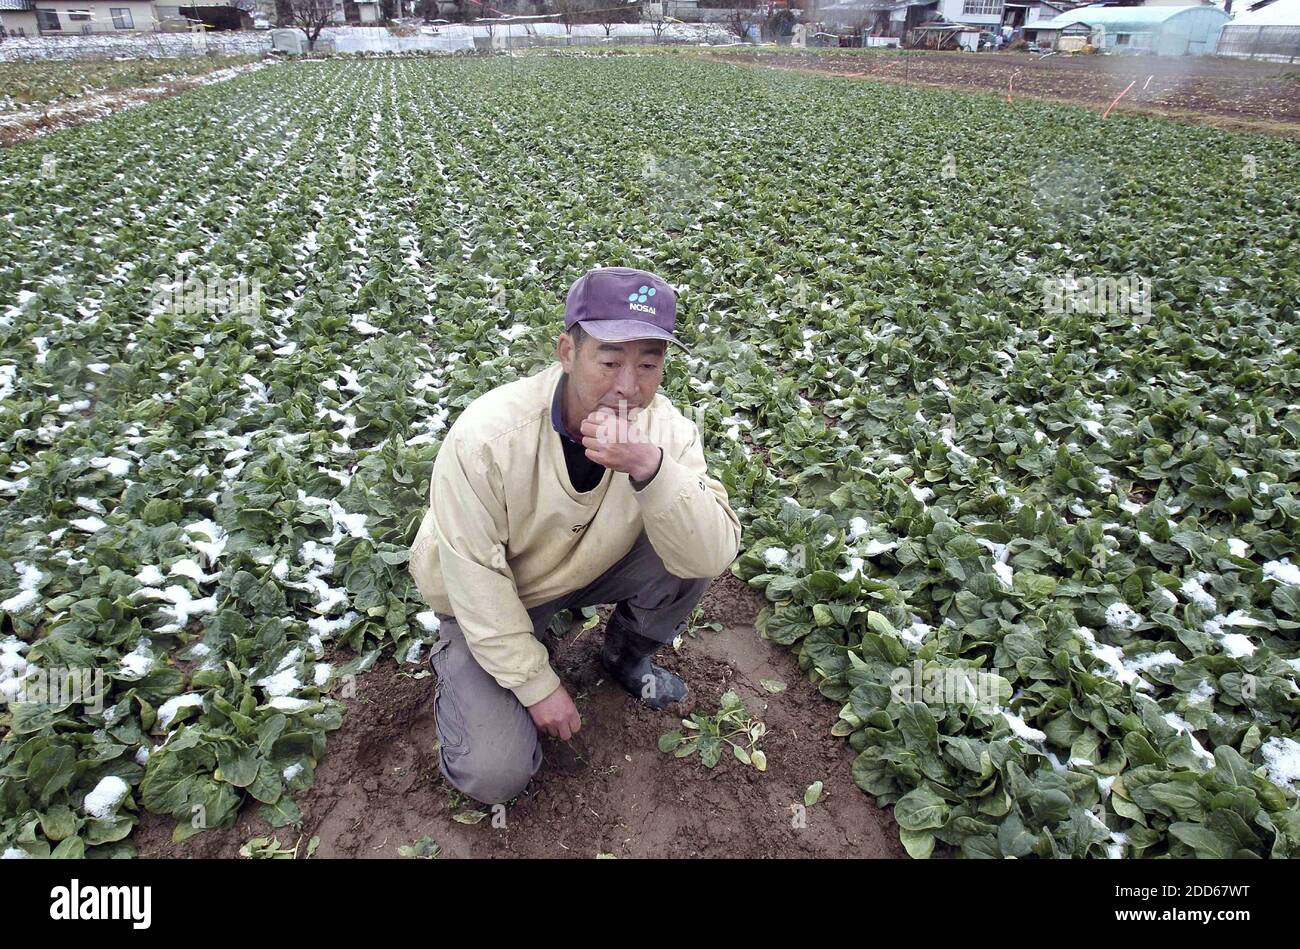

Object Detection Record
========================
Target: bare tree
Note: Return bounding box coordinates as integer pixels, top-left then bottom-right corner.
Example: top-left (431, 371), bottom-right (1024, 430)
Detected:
top-left (288, 0), bottom-right (334, 49)
top-left (555, 0), bottom-right (576, 34)
top-left (765, 5), bottom-right (794, 41)
top-left (598, 0), bottom-right (638, 38)
top-left (725, 1), bottom-right (752, 42)
top-left (647, 13), bottom-right (669, 43)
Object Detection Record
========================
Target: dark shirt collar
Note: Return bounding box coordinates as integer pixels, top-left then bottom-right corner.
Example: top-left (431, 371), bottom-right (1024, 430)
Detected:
top-left (551, 372), bottom-right (581, 444)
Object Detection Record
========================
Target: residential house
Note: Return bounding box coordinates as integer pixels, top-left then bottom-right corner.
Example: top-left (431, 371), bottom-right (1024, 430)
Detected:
top-left (0, 0), bottom-right (39, 36)
top-left (819, 0), bottom-right (1086, 41)
top-left (3, 0), bottom-right (163, 34)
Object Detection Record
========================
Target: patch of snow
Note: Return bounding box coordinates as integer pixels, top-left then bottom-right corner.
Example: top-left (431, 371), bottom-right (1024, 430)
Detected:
top-left (1104, 602), bottom-right (1142, 630)
top-left (838, 556), bottom-right (865, 582)
top-left (267, 696), bottom-right (313, 712)
top-left (1263, 559), bottom-right (1300, 586)
top-left (90, 456), bottom-right (131, 478)
top-left (1260, 736), bottom-right (1300, 791)
top-left (257, 668), bottom-right (302, 698)
top-left (134, 565), bottom-right (165, 587)
top-left (307, 611), bottom-right (359, 639)
top-left (1106, 831), bottom-right (1128, 859)
top-left (998, 707), bottom-right (1046, 743)
top-left (118, 639), bottom-right (154, 680)
top-left (1163, 712), bottom-right (1214, 768)
top-left (1123, 650), bottom-right (1183, 674)
top-left (1, 562), bottom-right (43, 614)
top-left (135, 585), bottom-right (217, 631)
top-left (156, 693), bottom-right (204, 729)
top-left (1217, 632), bottom-right (1257, 658)
top-left (183, 519), bottom-right (229, 565)
top-left (83, 776), bottom-right (129, 819)
top-left (1181, 577), bottom-right (1216, 611)
top-left (169, 558), bottom-right (218, 585)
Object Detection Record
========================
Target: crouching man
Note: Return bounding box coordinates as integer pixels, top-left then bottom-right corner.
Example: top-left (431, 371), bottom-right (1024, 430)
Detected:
top-left (408, 267), bottom-right (742, 806)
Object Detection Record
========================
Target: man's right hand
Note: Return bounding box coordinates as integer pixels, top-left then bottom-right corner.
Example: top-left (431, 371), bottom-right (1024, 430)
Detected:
top-left (528, 684), bottom-right (582, 740)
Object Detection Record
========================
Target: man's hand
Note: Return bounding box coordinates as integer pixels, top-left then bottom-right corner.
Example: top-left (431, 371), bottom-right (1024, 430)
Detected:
top-left (527, 683), bottom-right (582, 740)
top-left (580, 407), bottom-right (662, 483)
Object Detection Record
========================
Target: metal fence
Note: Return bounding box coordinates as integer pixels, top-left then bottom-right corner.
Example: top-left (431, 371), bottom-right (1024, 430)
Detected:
top-left (0, 23), bottom-right (737, 62)
top-left (313, 23), bottom-right (737, 55)
top-left (1217, 24), bottom-right (1300, 62)
top-left (499, 32), bottom-right (736, 48)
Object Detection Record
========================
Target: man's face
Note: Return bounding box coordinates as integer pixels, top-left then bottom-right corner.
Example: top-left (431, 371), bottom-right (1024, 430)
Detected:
top-left (557, 331), bottom-right (667, 423)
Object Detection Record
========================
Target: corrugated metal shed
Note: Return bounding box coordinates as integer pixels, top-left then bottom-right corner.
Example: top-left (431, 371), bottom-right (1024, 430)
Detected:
top-left (819, 0), bottom-right (934, 24)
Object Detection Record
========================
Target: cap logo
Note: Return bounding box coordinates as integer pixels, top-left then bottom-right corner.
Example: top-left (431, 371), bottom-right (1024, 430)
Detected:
top-left (627, 285), bottom-right (658, 314)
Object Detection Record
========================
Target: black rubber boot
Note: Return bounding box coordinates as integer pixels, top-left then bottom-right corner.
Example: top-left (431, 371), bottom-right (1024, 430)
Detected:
top-left (600, 620), bottom-right (688, 711)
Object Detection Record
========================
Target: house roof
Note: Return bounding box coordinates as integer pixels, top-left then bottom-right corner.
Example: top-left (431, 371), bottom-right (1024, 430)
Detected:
top-left (0, 0), bottom-right (35, 10)
top-left (820, 0), bottom-right (933, 14)
top-left (1034, 3), bottom-right (1227, 30)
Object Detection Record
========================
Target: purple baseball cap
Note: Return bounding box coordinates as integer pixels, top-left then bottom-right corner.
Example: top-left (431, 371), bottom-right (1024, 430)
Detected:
top-left (564, 267), bottom-right (689, 353)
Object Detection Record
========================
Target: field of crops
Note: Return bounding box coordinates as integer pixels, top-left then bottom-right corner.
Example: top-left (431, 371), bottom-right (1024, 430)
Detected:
top-left (0, 55), bottom-right (261, 113)
top-left (1, 54), bottom-right (1299, 860)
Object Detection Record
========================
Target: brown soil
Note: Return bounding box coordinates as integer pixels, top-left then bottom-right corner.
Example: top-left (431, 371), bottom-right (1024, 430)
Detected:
top-left (699, 49), bottom-right (1300, 138)
top-left (133, 573), bottom-right (904, 859)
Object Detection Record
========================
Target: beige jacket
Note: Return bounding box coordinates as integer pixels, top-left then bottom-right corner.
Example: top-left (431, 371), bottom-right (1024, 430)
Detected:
top-left (408, 362), bottom-right (742, 706)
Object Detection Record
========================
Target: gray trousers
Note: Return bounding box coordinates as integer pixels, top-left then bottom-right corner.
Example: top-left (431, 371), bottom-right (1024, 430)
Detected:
top-left (429, 531), bottom-right (711, 806)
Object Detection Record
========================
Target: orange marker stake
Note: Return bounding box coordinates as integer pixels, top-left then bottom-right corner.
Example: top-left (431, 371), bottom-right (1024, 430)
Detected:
top-left (1102, 80), bottom-right (1137, 120)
